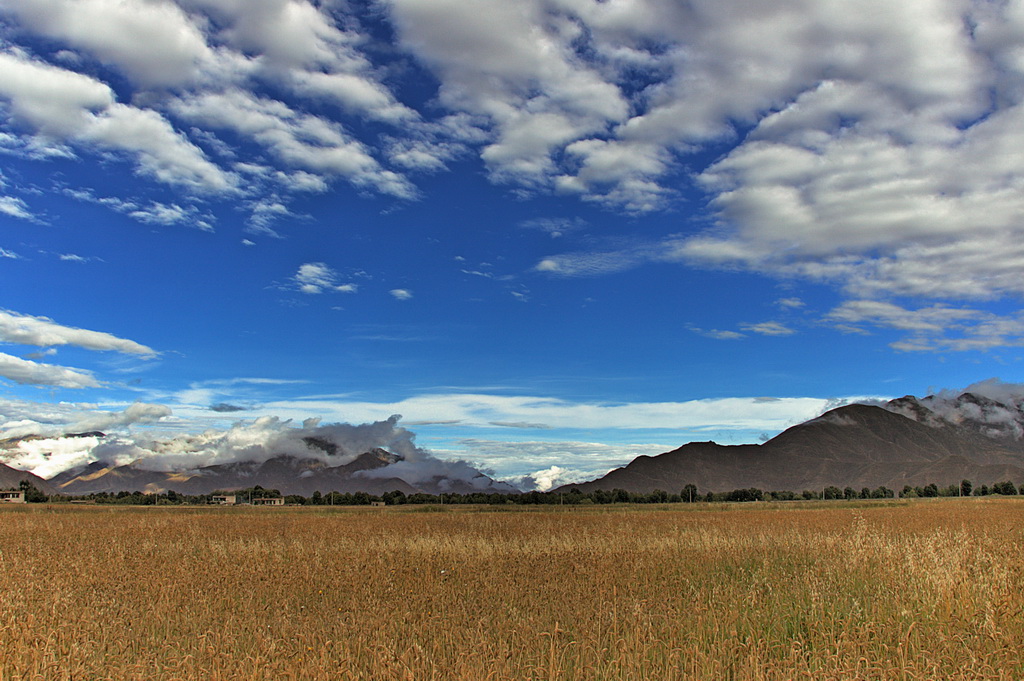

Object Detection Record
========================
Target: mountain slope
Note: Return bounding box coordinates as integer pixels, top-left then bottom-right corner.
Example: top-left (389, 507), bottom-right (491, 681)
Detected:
top-left (53, 449), bottom-right (512, 497)
top-left (564, 402), bottom-right (1024, 494)
top-left (0, 463), bottom-right (58, 495)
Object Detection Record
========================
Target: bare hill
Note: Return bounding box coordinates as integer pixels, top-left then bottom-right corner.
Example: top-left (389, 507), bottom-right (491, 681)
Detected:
top-left (562, 401), bottom-right (1024, 494)
top-left (0, 463), bottom-right (58, 495)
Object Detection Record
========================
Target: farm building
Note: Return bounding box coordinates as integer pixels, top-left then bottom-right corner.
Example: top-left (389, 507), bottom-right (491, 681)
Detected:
top-left (0, 490), bottom-right (26, 503)
top-left (210, 495), bottom-right (236, 505)
top-left (252, 497), bottom-right (284, 506)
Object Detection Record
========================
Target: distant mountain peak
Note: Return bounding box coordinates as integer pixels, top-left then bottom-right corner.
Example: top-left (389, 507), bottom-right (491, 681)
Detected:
top-left (560, 395), bottom-right (1024, 494)
top-left (47, 446), bottom-right (516, 497)
top-left (302, 436), bottom-right (339, 456)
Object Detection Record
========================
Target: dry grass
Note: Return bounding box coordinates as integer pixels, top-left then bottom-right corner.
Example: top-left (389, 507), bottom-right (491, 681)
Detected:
top-left (1, 498), bottom-right (1023, 680)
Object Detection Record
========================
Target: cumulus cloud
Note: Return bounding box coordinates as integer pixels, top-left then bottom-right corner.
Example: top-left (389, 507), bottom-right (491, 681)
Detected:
top-left (4, 0), bottom-right (1024, 352)
top-left (292, 262), bottom-right (357, 294)
top-left (0, 433), bottom-right (105, 479)
top-left (443, 439), bottom-right (671, 491)
top-left (70, 402), bottom-right (171, 432)
top-left (0, 396), bottom-right (171, 439)
top-left (2, 412), bottom-right (510, 493)
top-left (170, 89), bottom-right (416, 198)
top-left (652, 2), bottom-right (1024, 312)
top-left (0, 0), bottom-right (223, 87)
top-left (887, 378), bottom-right (1024, 442)
top-left (0, 50), bottom-right (235, 192)
top-left (518, 465), bottom-right (592, 492)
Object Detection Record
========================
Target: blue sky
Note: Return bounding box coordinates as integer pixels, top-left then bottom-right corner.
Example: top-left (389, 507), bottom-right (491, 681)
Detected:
top-left (2, 0), bottom-right (1024, 489)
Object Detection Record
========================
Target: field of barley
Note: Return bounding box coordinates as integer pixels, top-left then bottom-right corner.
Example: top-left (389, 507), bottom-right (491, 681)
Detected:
top-left (1, 498), bottom-right (1022, 680)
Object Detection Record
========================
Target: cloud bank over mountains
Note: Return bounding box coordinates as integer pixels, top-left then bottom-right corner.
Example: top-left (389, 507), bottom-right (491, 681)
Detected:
top-left (7, 377), bottom-right (1024, 491)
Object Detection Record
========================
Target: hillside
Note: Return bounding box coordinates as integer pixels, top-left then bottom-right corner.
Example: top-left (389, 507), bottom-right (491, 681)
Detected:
top-left (0, 463), bottom-right (58, 495)
top-left (52, 449), bottom-right (515, 497)
top-left (562, 399), bottom-right (1024, 494)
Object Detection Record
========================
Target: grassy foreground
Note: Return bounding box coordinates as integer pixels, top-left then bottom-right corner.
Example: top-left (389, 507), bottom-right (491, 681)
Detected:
top-left (1, 499), bottom-right (1022, 680)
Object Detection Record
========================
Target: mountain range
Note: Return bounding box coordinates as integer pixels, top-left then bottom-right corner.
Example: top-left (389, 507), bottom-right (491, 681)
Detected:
top-left (6, 389), bottom-right (1024, 498)
top-left (46, 447), bottom-right (517, 497)
top-left (560, 393), bottom-right (1024, 494)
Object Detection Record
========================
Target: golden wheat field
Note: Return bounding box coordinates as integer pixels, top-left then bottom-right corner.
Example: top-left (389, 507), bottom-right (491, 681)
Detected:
top-left (1, 498), bottom-right (1023, 681)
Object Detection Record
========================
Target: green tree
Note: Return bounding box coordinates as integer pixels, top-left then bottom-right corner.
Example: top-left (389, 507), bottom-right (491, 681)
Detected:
top-left (992, 481), bottom-right (1017, 495)
top-left (960, 479), bottom-right (973, 497)
top-left (18, 480), bottom-right (46, 503)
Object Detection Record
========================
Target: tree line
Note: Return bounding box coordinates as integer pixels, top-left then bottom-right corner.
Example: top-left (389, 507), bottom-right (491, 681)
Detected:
top-left (19, 478), bottom-right (1022, 505)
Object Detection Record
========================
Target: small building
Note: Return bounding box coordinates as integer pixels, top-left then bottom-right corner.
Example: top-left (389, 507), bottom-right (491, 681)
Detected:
top-left (210, 494), bottom-right (237, 505)
top-left (370, 501), bottom-right (386, 507)
top-left (0, 490), bottom-right (26, 504)
top-left (252, 497), bottom-right (284, 506)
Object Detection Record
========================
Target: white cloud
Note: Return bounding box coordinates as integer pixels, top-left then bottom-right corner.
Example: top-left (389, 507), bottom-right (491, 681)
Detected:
top-left (520, 217), bottom-right (585, 238)
top-left (69, 402), bottom-right (172, 432)
top-left (518, 464), bottom-right (596, 492)
top-left (0, 309), bottom-right (156, 355)
top-left (293, 262), bottom-right (357, 294)
top-left (389, 289), bottom-right (413, 301)
top-left (0, 0), bottom-right (222, 87)
top-left (0, 433), bottom-right (105, 478)
top-left (65, 188), bottom-right (215, 231)
top-left (3, 0), bottom-right (1024, 355)
top-left (0, 50), bottom-right (235, 192)
top-left (0, 195), bottom-right (35, 220)
top-left (535, 244), bottom-right (658, 277)
top-left (826, 300), bottom-right (1024, 352)
top-left (690, 328), bottom-right (745, 341)
top-left (0, 352), bottom-right (99, 388)
top-left (776, 297), bottom-right (805, 309)
top-left (740, 321), bottom-right (796, 337)
top-left (386, 0), bottom-right (630, 192)
top-left (288, 68), bottom-right (417, 124)
top-left (171, 89), bottom-right (416, 198)
top-left (254, 392), bottom-right (867, 434)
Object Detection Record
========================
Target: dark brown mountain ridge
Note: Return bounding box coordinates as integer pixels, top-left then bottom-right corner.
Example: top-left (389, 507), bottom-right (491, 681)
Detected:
top-left (559, 395), bottom-right (1024, 494)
